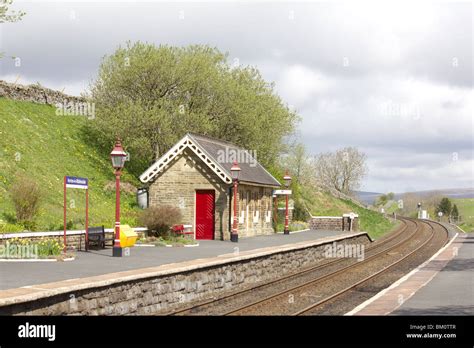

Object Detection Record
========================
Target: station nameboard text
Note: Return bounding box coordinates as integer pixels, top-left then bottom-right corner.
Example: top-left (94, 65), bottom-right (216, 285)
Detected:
top-left (65, 176), bottom-right (88, 189)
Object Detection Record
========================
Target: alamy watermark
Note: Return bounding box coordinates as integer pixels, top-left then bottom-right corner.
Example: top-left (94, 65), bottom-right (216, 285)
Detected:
top-left (320, 242), bottom-right (365, 261)
top-left (380, 100), bottom-right (421, 120)
top-left (0, 242), bottom-right (38, 259)
top-left (216, 146), bottom-right (257, 167)
top-left (55, 101), bottom-right (95, 119)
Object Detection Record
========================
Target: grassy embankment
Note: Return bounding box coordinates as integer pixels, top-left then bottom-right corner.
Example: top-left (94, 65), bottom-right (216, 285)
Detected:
top-left (300, 187), bottom-right (399, 240)
top-left (0, 98), bottom-right (140, 233)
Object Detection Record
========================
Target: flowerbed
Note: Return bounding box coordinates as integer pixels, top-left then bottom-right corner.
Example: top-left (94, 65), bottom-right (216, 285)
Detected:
top-left (0, 237), bottom-right (74, 260)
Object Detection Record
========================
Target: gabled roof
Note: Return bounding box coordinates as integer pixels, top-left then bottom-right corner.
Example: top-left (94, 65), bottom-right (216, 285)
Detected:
top-left (139, 133), bottom-right (281, 187)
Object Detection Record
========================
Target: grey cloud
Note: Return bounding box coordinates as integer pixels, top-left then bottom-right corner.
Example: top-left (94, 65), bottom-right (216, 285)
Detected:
top-left (0, 1), bottom-right (472, 192)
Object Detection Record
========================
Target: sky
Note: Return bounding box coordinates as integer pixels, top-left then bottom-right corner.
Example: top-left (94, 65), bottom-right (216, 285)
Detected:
top-left (0, 0), bottom-right (472, 193)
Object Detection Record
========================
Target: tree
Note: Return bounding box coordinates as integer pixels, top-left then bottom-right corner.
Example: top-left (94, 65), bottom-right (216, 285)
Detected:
top-left (0, 0), bottom-right (25, 23)
top-left (282, 143), bottom-right (314, 186)
top-left (0, 0), bottom-right (25, 59)
top-left (451, 204), bottom-right (459, 220)
top-left (376, 194), bottom-right (388, 206)
top-left (313, 147), bottom-right (367, 195)
top-left (437, 197), bottom-right (452, 216)
top-left (375, 192), bottom-right (395, 206)
top-left (89, 42), bottom-right (299, 175)
top-left (9, 174), bottom-right (41, 230)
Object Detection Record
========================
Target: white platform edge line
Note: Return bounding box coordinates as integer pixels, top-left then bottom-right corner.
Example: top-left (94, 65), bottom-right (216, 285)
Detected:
top-left (345, 232), bottom-right (459, 316)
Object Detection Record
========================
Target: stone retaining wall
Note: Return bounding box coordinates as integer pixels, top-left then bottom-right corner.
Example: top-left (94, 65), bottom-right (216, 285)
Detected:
top-left (0, 233), bottom-right (370, 315)
top-left (0, 230), bottom-right (146, 250)
top-left (310, 214), bottom-right (359, 232)
top-left (310, 217), bottom-right (344, 230)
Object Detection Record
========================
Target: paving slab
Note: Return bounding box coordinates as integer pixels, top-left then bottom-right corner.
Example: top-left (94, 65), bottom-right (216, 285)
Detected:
top-left (0, 229), bottom-right (354, 290)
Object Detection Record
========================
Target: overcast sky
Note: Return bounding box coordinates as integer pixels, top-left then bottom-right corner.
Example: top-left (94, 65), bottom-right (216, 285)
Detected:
top-left (1, 0), bottom-right (472, 193)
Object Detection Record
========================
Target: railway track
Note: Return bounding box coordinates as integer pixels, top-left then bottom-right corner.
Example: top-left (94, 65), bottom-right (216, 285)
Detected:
top-left (165, 218), bottom-right (449, 316)
top-left (294, 220), bottom-right (447, 315)
top-left (164, 218), bottom-right (410, 316)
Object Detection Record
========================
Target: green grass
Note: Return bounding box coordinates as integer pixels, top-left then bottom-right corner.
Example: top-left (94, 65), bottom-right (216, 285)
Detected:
top-left (452, 198), bottom-right (474, 232)
top-left (341, 199), bottom-right (400, 240)
top-left (0, 98), bottom-right (141, 232)
top-left (300, 187), bottom-right (398, 240)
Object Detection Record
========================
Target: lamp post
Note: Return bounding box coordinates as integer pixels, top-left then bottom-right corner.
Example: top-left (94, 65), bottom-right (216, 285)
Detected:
top-left (230, 161), bottom-right (241, 243)
top-left (110, 138), bottom-right (127, 257)
top-left (283, 171), bottom-right (292, 235)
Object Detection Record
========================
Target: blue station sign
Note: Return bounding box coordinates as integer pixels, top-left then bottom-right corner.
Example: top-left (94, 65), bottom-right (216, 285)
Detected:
top-left (65, 176), bottom-right (88, 189)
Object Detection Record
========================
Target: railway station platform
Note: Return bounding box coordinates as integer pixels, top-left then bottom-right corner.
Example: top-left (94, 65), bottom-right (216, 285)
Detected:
top-left (347, 225), bottom-right (473, 316)
top-left (0, 228), bottom-right (362, 291)
top-left (0, 228), bottom-right (372, 315)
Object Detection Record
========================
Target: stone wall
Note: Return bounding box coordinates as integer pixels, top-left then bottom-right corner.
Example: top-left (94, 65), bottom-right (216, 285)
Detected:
top-left (0, 80), bottom-right (85, 106)
top-left (0, 230), bottom-right (145, 250)
top-left (0, 233), bottom-right (371, 315)
top-left (310, 214), bottom-right (359, 232)
top-left (310, 217), bottom-right (344, 231)
top-left (237, 184), bottom-right (274, 237)
top-left (342, 215), bottom-right (359, 231)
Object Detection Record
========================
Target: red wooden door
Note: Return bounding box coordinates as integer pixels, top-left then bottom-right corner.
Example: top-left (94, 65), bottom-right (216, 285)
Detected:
top-left (195, 190), bottom-right (215, 240)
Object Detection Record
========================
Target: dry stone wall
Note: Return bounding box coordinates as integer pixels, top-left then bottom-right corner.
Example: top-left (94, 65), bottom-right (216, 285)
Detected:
top-left (0, 80), bottom-right (85, 106)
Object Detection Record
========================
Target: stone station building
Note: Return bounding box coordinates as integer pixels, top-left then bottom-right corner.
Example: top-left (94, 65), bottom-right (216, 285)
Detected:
top-left (139, 133), bottom-right (282, 241)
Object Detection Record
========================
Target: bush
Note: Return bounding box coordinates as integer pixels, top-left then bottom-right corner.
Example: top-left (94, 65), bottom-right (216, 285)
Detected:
top-left (0, 222), bottom-right (24, 233)
top-left (9, 175), bottom-right (41, 229)
top-left (36, 238), bottom-right (64, 257)
top-left (139, 205), bottom-right (183, 237)
top-left (293, 199), bottom-right (310, 221)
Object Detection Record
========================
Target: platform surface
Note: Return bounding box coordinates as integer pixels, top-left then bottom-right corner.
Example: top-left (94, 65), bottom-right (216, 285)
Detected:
top-left (393, 232), bottom-right (474, 315)
top-left (349, 226), bottom-right (473, 316)
top-left (0, 229), bottom-right (356, 290)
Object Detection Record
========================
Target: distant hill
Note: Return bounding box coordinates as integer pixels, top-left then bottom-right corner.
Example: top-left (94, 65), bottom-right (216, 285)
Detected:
top-left (397, 188), bottom-right (474, 199)
top-left (354, 191), bottom-right (383, 205)
top-left (355, 188), bottom-right (474, 205)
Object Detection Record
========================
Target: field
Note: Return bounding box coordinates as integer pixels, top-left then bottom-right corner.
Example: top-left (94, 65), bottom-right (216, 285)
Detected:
top-left (0, 98), bottom-right (140, 232)
top-left (452, 198), bottom-right (474, 232)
